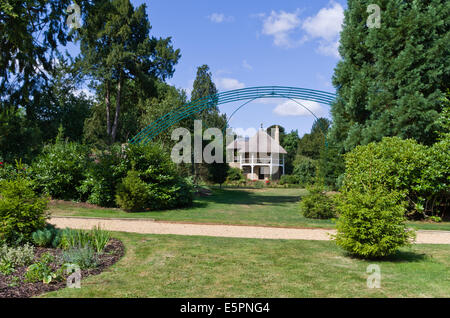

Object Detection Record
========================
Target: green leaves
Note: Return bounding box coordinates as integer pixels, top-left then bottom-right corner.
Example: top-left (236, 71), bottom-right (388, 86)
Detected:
top-left (342, 136), bottom-right (448, 217)
top-left (0, 178), bottom-right (48, 244)
top-left (334, 186), bottom-right (415, 258)
top-left (299, 186), bottom-right (336, 220)
top-left (331, 0), bottom-right (449, 152)
top-left (115, 144), bottom-right (193, 211)
top-left (32, 138), bottom-right (91, 200)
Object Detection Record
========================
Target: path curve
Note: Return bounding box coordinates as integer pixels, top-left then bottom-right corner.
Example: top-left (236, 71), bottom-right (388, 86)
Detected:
top-left (49, 217), bottom-right (450, 244)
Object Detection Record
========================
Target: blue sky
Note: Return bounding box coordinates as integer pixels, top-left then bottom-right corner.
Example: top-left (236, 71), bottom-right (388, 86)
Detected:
top-left (69, 0), bottom-right (347, 137)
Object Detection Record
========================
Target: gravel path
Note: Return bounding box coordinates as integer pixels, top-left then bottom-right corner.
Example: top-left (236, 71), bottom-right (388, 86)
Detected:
top-left (49, 217), bottom-right (450, 244)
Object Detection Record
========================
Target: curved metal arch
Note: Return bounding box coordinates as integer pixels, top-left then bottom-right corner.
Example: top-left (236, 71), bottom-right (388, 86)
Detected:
top-left (130, 86), bottom-right (337, 144)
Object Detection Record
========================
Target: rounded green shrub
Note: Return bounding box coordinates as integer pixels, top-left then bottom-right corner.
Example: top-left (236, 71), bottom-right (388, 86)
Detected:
top-left (31, 224), bottom-right (60, 247)
top-left (32, 138), bottom-right (90, 200)
top-left (334, 186), bottom-right (415, 258)
top-left (79, 144), bottom-right (128, 207)
top-left (226, 167), bottom-right (244, 182)
top-left (115, 144), bottom-right (194, 212)
top-left (115, 170), bottom-right (150, 212)
top-left (342, 136), bottom-right (448, 217)
top-left (299, 186), bottom-right (335, 219)
top-left (0, 178), bottom-right (49, 244)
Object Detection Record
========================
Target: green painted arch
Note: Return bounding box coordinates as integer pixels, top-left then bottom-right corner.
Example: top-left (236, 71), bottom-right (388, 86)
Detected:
top-left (130, 86), bottom-right (337, 144)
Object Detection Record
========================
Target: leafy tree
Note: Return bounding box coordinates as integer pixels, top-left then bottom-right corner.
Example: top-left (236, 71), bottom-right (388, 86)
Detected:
top-left (297, 118), bottom-right (331, 160)
top-left (137, 80), bottom-right (189, 147)
top-left (0, 0), bottom-right (73, 108)
top-left (330, 0), bottom-right (449, 152)
top-left (78, 0), bottom-right (180, 143)
top-left (266, 125), bottom-right (300, 174)
top-left (0, 108), bottom-right (42, 162)
top-left (83, 78), bottom-right (146, 148)
top-left (191, 65), bottom-right (220, 123)
top-left (27, 58), bottom-right (92, 143)
top-left (32, 129), bottom-right (91, 201)
top-left (189, 65), bottom-right (227, 182)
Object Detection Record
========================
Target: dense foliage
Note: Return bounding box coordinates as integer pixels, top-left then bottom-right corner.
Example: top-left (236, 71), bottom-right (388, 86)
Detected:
top-left (342, 136), bottom-right (448, 217)
top-left (0, 178), bottom-right (48, 245)
top-left (79, 145), bottom-right (128, 207)
top-left (292, 156), bottom-right (317, 186)
top-left (299, 186), bottom-right (336, 219)
top-left (115, 144), bottom-right (194, 211)
top-left (32, 132), bottom-right (91, 201)
top-left (334, 186), bottom-right (415, 258)
top-left (330, 0), bottom-right (449, 152)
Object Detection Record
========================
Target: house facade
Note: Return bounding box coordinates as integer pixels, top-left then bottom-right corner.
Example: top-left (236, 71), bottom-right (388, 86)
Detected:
top-left (227, 126), bottom-right (287, 181)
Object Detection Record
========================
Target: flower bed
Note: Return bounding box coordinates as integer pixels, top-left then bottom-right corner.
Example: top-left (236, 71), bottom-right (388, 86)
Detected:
top-left (0, 238), bottom-right (124, 298)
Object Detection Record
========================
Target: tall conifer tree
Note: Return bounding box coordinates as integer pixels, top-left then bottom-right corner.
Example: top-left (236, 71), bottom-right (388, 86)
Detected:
top-left (330, 0), bottom-right (449, 152)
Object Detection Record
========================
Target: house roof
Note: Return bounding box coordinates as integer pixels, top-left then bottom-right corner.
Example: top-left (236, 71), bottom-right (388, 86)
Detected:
top-left (226, 129), bottom-right (287, 154)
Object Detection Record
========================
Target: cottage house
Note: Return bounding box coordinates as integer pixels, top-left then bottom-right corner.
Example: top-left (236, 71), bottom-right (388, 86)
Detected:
top-left (227, 126), bottom-right (287, 180)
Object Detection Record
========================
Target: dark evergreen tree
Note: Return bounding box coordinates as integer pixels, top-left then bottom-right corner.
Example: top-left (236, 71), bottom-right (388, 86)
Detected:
top-left (330, 0), bottom-right (449, 152)
top-left (190, 65), bottom-right (227, 182)
top-left (0, 0), bottom-right (73, 108)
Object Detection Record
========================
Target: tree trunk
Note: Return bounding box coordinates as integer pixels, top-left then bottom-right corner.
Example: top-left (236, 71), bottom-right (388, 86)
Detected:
top-left (111, 74), bottom-right (123, 143)
top-left (105, 81), bottom-right (111, 138)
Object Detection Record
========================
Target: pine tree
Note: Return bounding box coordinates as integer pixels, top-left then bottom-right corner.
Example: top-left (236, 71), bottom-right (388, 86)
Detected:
top-left (190, 65), bottom-right (227, 182)
top-left (330, 0), bottom-right (449, 152)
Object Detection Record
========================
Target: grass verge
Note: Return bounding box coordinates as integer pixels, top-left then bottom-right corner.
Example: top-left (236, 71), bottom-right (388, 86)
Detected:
top-left (41, 231), bottom-right (450, 298)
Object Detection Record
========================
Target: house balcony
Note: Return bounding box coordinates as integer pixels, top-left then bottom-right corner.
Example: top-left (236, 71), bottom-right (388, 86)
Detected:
top-left (236, 157), bottom-right (284, 166)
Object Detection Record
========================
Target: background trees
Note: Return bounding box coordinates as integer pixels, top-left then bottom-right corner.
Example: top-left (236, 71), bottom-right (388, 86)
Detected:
top-left (1, 0), bottom-right (78, 162)
top-left (77, 0), bottom-right (180, 144)
top-left (330, 0), bottom-right (449, 152)
top-left (189, 65), bottom-right (227, 183)
top-left (0, 0), bottom-right (72, 108)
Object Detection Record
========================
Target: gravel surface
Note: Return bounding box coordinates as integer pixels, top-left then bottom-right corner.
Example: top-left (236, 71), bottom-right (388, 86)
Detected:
top-left (49, 217), bottom-right (450, 244)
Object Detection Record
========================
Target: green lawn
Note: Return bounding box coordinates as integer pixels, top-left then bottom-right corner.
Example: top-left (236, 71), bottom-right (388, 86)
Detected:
top-left (50, 188), bottom-right (450, 231)
top-left (41, 232), bottom-right (450, 298)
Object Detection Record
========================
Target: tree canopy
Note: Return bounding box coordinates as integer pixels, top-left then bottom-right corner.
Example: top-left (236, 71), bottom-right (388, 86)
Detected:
top-left (77, 0), bottom-right (181, 143)
top-left (330, 0), bottom-right (449, 152)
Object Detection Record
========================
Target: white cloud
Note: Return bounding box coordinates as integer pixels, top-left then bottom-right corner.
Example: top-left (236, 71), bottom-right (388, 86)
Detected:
top-left (256, 2), bottom-right (344, 57)
top-left (208, 13), bottom-right (234, 23)
top-left (242, 60), bottom-right (252, 70)
top-left (233, 127), bottom-right (258, 138)
top-left (302, 2), bottom-right (344, 40)
top-left (301, 2), bottom-right (344, 58)
top-left (317, 39), bottom-right (340, 58)
top-left (261, 9), bottom-right (302, 48)
top-left (216, 77), bottom-right (245, 91)
top-left (273, 99), bottom-right (326, 117)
